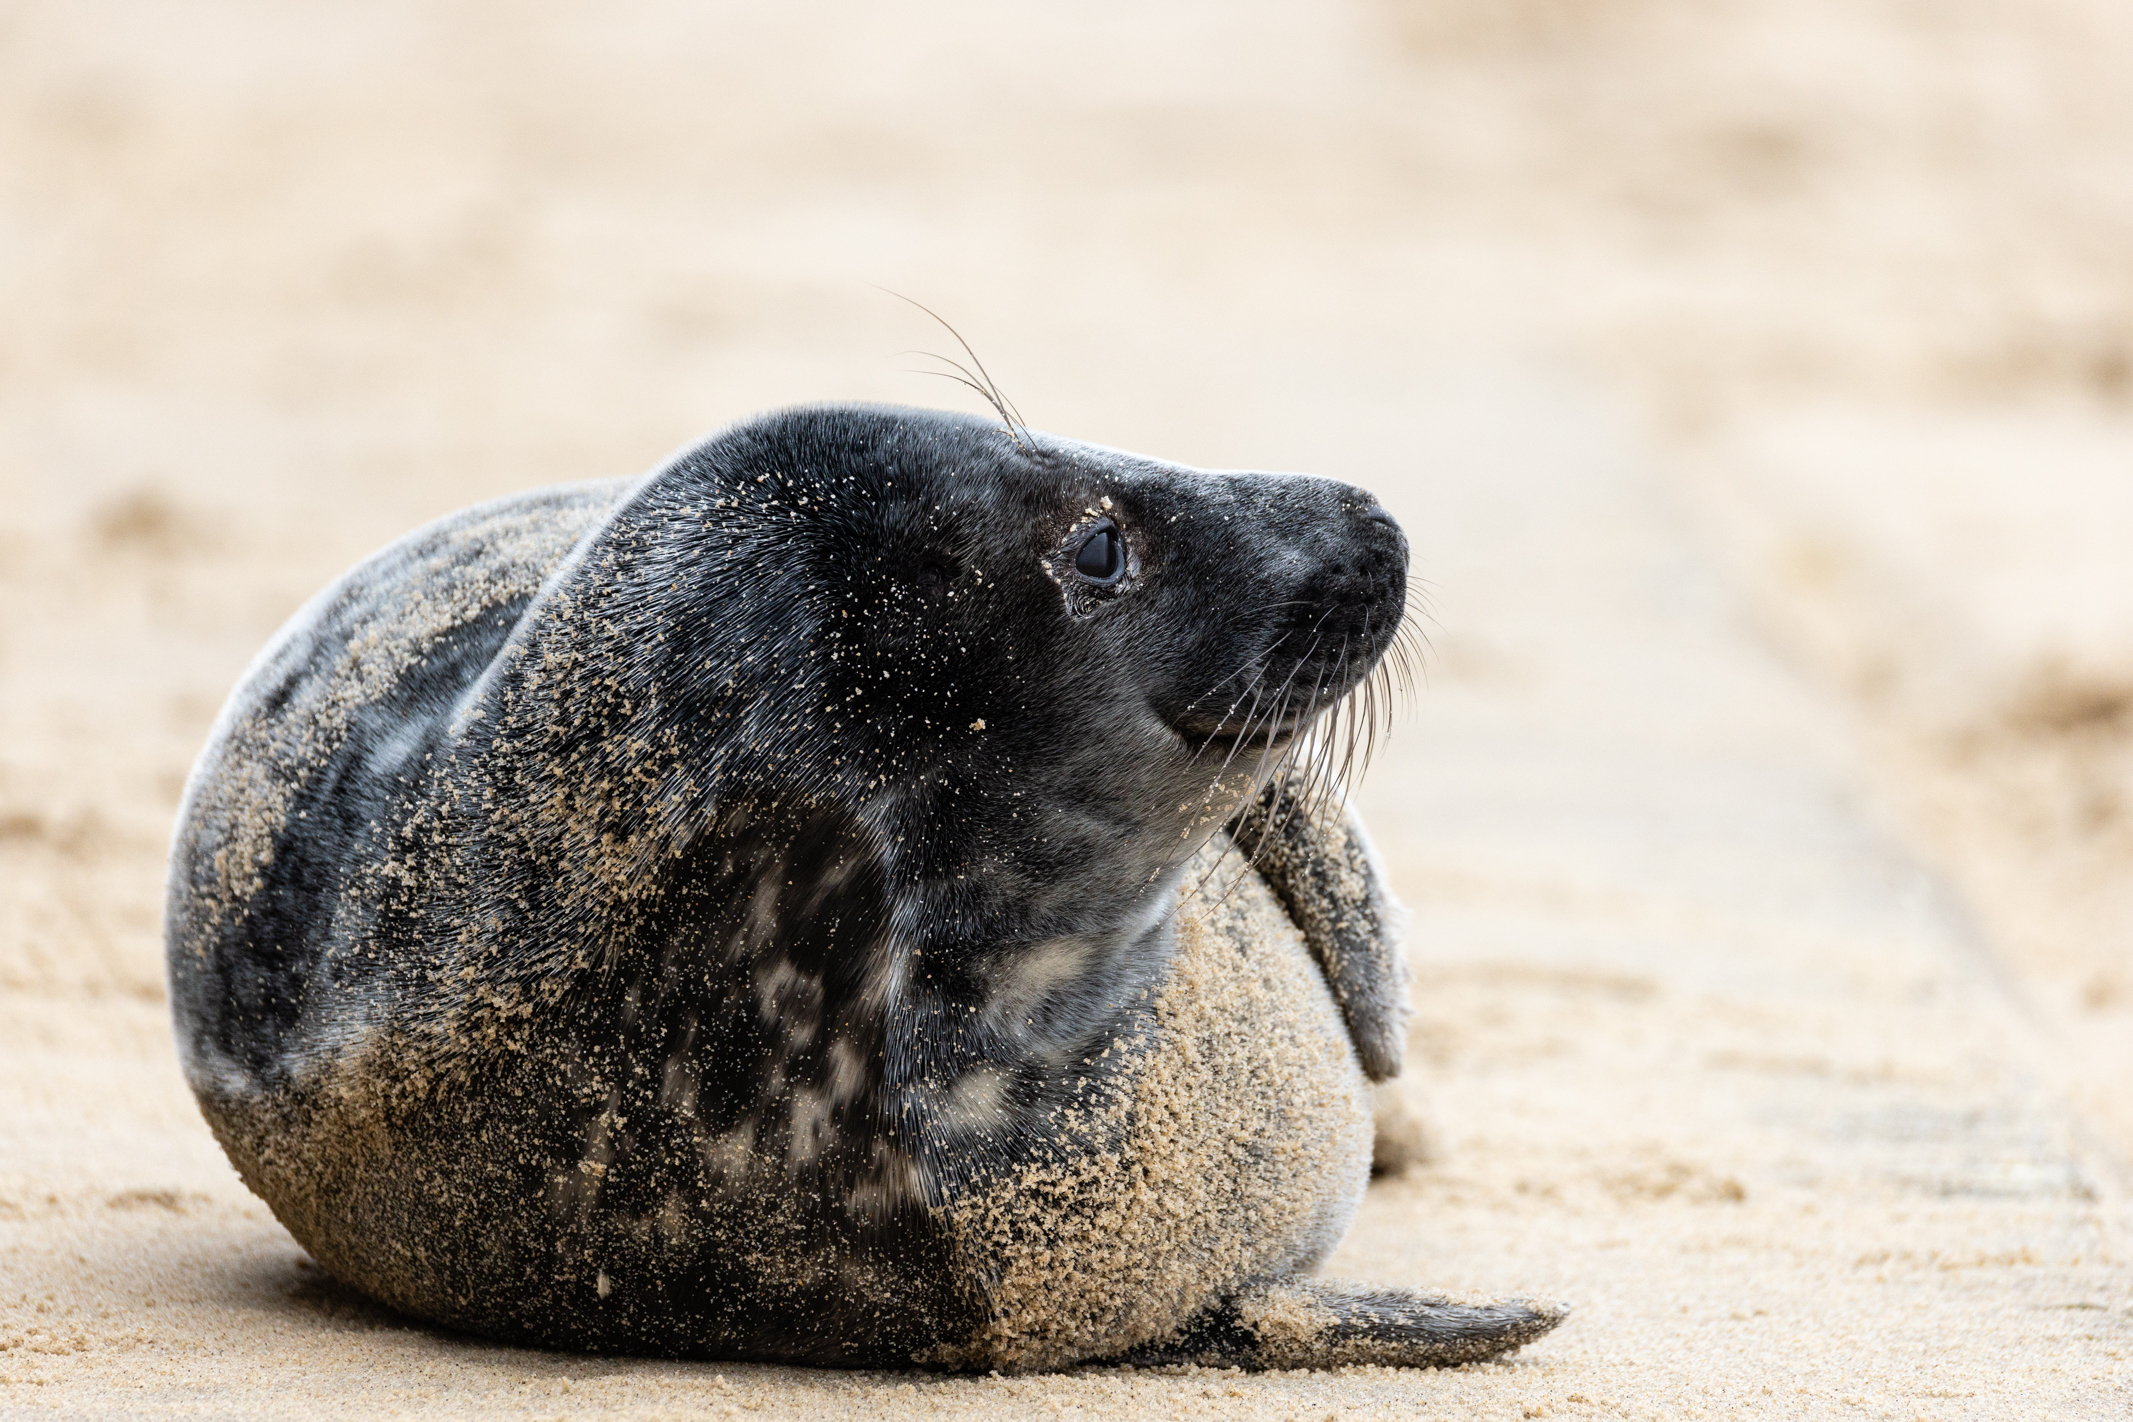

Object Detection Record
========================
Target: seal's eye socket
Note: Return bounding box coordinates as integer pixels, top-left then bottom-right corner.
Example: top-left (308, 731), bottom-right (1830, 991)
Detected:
top-left (1073, 523), bottom-right (1127, 584)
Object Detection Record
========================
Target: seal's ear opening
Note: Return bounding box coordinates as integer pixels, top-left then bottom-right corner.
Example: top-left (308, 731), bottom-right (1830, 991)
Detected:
top-left (914, 551), bottom-right (964, 596)
top-left (1073, 523), bottom-right (1126, 583)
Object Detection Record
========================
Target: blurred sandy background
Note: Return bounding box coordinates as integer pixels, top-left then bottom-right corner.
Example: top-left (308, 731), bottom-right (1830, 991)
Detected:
top-left (4, 1), bottom-right (2132, 1416)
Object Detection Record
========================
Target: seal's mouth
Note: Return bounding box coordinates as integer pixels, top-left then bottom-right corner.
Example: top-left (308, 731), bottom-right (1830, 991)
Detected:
top-left (1166, 644), bottom-right (1378, 756)
top-left (1167, 707), bottom-right (1311, 754)
top-left (1163, 620), bottom-right (1422, 805)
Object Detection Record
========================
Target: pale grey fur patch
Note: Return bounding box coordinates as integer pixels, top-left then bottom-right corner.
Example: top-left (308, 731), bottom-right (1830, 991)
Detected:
top-left (701, 1120), bottom-right (759, 1187)
top-left (979, 937), bottom-right (1093, 1030)
top-left (825, 1038), bottom-right (870, 1104)
top-left (754, 959), bottom-right (824, 1045)
top-left (943, 1068), bottom-right (1010, 1134)
top-left (847, 1151), bottom-right (924, 1219)
top-left (786, 1088), bottom-right (835, 1165)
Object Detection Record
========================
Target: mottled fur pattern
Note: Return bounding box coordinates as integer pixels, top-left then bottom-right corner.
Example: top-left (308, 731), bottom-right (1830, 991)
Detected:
top-left (167, 404), bottom-right (1565, 1369)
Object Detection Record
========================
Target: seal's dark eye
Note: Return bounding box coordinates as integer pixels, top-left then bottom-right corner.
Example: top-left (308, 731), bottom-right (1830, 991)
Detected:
top-left (1073, 524), bottom-right (1126, 584)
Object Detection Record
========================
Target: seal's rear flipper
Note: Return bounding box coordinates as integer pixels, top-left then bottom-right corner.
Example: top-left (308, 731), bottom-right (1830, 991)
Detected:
top-left (1124, 1279), bottom-right (1569, 1371)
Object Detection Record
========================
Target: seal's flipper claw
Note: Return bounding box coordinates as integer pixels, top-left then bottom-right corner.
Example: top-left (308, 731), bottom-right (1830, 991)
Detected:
top-left (1125, 1279), bottom-right (1569, 1371)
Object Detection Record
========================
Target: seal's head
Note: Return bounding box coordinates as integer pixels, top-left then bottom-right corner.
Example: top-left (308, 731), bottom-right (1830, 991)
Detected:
top-left (628, 406), bottom-right (1400, 859)
top-left (532, 404), bottom-right (1409, 968)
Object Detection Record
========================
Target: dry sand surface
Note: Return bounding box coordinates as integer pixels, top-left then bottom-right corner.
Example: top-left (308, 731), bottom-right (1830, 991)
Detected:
top-left (5, 1), bottom-right (2132, 1417)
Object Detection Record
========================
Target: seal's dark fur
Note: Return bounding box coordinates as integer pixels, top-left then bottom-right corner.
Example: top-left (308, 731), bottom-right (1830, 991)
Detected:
top-left (167, 404), bottom-right (1564, 1368)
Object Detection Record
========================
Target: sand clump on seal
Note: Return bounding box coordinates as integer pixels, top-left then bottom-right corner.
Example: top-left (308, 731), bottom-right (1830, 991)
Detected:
top-left (165, 403), bottom-right (1567, 1370)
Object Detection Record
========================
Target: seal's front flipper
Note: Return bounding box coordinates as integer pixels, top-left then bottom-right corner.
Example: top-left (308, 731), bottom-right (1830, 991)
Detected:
top-left (1130, 1279), bottom-right (1568, 1371)
top-left (1230, 775), bottom-right (1410, 1081)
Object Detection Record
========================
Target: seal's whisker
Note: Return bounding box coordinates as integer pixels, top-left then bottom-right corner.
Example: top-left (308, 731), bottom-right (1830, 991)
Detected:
top-left (1252, 678), bottom-right (1333, 870)
top-left (1396, 582), bottom-right (1438, 698)
top-left (1306, 642), bottom-right (1357, 821)
top-left (1384, 632), bottom-right (1419, 709)
top-left (1171, 596), bottom-right (1328, 778)
top-left (1344, 630), bottom-right (1380, 786)
top-left (1187, 684), bottom-right (1313, 908)
top-left (1215, 686), bottom-right (1323, 914)
top-left (1211, 644), bottom-right (1338, 902)
top-left (1179, 644), bottom-right (1284, 774)
top-left (1221, 626), bottom-right (1328, 783)
top-left (1347, 684), bottom-right (1374, 804)
top-left (902, 364), bottom-right (1030, 451)
top-left (903, 364), bottom-right (1005, 408)
top-left (1186, 589), bottom-right (1402, 911)
top-left (879, 290), bottom-right (1034, 447)
top-left (1252, 638), bottom-right (1360, 873)
top-left (1230, 683), bottom-right (1292, 801)
top-left (1360, 663), bottom-right (1385, 778)
top-left (1200, 631), bottom-right (1314, 783)
top-left (1171, 656), bottom-right (1314, 915)
top-left (1279, 685), bottom-right (1332, 833)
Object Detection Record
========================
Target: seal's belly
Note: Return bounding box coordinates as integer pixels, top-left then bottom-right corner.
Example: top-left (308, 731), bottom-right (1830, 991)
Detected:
top-left (934, 843), bottom-right (1375, 1371)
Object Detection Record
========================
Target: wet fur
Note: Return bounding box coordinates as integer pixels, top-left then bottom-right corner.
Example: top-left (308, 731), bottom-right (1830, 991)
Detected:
top-left (167, 404), bottom-right (1564, 1369)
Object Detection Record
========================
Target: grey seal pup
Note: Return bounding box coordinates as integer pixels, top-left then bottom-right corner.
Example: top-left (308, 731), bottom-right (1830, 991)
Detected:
top-left (166, 403), bottom-right (1566, 1370)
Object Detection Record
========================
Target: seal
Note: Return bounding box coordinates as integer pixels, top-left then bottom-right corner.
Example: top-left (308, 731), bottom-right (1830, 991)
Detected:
top-left (166, 403), bottom-right (1567, 1370)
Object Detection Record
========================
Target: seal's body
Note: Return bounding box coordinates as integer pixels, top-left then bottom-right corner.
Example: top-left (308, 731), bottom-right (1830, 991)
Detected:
top-left (167, 405), bottom-right (1564, 1369)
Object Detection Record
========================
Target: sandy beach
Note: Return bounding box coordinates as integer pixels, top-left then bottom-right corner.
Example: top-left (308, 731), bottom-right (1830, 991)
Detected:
top-left (4, 2), bottom-right (2131, 1416)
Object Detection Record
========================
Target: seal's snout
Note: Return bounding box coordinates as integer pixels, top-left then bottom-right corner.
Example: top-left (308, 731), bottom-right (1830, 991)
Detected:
top-left (1153, 475), bottom-right (1410, 748)
top-left (1268, 488), bottom-right (1409, 669)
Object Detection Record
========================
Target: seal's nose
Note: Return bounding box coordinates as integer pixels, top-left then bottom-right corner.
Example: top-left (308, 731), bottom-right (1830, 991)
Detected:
top-left (1255, 488), bottom-right (1406, 655)
top-left (1354, 501), bottom-right (1406, 568)
top-left (1324, 497), bottom-right (1407, 597)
